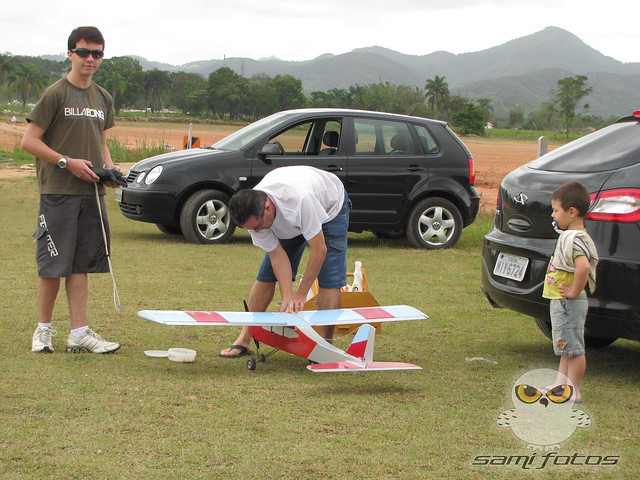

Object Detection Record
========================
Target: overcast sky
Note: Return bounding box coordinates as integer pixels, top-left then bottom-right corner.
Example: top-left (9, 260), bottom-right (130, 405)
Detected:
top-left (2, 0), bottom-right (638, 65)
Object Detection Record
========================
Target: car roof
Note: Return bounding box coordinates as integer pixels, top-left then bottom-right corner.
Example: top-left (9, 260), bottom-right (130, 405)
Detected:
top-left (614, 110), bottom-right (640, 124)
top-left (280, 108), bottom-right (447, 126)
top-left (530, 117), bottom-right (640, 172)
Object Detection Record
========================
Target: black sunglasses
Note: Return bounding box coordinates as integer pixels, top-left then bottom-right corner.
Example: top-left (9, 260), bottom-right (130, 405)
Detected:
top-left (71, 48), bottom-right (104, 59)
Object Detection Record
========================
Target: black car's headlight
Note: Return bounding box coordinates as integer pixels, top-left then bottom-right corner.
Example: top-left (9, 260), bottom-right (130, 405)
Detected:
top-left (145, 165), bottom-right (163, 185)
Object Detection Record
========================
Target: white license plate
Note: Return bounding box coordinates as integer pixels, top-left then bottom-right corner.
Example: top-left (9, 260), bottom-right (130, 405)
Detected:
top-left (493, 253), bottom-right (529, 281)
top-left (114, 187), bottom-right (123, 203)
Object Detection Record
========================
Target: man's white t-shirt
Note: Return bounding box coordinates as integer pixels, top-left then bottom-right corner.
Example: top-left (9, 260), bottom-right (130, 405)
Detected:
top-left (249, 166), bottom-right (345, 252)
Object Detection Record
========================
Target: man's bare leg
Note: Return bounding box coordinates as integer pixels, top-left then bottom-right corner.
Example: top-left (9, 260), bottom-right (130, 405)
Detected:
top-left (219, 280), bottom-right (275, 357)
top-left (38, 277), bottom-right (61, 324)
top-left (66, 273), bottom-right (89, 330)
top-left (317, 287), bottom-right (341, 344)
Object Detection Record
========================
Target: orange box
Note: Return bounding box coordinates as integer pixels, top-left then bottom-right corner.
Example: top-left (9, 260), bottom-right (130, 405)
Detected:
top-left (304, 267), bottom-right (382, 334)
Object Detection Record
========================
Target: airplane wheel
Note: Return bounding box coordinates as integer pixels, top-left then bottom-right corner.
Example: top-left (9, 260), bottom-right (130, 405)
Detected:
top-left (258, 353), bottom-right (266, 363)
top-left (247, 358), bottom-right (256, 370)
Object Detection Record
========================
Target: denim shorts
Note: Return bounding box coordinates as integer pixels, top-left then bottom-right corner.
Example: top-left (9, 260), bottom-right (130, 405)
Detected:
top-left (256, 192), bottom-right (349, 289)
top-left (550, 295), bottom-right (588, 356)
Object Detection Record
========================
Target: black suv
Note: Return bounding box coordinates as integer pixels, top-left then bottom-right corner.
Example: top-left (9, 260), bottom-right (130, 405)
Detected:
top-left (481, 112), bottom-right (640, 345)
top-left (116, 109), bottom-right (479, 249)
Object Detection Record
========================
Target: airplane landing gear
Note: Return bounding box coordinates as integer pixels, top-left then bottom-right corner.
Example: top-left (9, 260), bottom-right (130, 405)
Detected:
top-left (247, 357), bottom-right (256, 370)
top-left (246, 353), bottom-right (267, 371)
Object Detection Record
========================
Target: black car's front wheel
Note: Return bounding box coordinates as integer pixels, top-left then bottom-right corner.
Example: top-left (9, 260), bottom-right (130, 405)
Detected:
top-left (373, 230), bottom-right (405, 240)
top-left (406, 197), bottom-right (462, 249)
top-left (180, 189), bottom-right (236, 244)
top-left (156, 224), bottom-right (182, 235)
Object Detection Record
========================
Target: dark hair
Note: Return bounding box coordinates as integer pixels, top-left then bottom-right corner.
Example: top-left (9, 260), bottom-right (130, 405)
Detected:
top-left (68, 26), bottom-right (105, 51)
top-left (229, 189), bottom-right (267, 226)
top-left (552, 181), bottom-right (591, 217)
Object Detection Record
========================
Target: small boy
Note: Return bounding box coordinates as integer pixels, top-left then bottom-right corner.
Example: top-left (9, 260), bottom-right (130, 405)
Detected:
top-left (543, 181), bottom-right (598, 403)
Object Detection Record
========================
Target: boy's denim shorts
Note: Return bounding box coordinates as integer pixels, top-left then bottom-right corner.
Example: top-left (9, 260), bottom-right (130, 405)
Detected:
top-left (256, 192), bottom-right (349, 289)
top-left (550, 295), bottom-right (588, 356)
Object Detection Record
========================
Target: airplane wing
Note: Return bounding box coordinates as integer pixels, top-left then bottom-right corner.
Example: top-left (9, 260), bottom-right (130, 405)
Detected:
top-left (138, 305), bottom-right (427, 327)
top-left (307, 361), bottom-right (422, 372)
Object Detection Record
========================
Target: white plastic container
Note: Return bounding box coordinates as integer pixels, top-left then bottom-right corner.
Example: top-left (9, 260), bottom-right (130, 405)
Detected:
top-left (168, 348), bottom-right (197, 363)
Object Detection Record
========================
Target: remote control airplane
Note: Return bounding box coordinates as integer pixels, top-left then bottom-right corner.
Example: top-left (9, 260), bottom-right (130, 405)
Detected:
top-left (138, 305), bottom-right (427, 372)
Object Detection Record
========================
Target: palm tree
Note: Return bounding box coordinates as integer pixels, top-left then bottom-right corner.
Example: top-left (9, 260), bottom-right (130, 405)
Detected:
top-left (476, 98), bottom-right (494, 123)
top-left (145, 69), bottom-right (171, 113)
top-left (8, 63), bottom-right (46, 107)
top-left (425, 75), bottom-right (449, 118)
top-left (0, 54), bottom-right (14, 86)
top-left (328, 88), bottom-right (351, 108)
top-left (104, 73), bottom-right (127, 115)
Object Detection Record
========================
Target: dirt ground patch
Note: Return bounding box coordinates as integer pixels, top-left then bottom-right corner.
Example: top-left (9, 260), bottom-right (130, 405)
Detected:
top-left (0, 121), bottom-right (541, 212)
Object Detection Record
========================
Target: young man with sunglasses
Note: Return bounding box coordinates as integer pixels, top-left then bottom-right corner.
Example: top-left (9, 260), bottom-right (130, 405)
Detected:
top-left (220, 166), bottom-right (350, 358)
top-left (21, 26), bottom-right (120, 354)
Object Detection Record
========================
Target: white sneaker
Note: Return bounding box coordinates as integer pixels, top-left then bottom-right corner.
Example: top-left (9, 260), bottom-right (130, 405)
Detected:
top-left (32, 326), bottom-right (56, 353)
top-left (65, 328), bottom-right (120, 354)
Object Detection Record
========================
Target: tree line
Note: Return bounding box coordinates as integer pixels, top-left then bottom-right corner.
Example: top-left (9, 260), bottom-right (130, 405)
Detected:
top-left (1, 53), bottom-right (595, 136)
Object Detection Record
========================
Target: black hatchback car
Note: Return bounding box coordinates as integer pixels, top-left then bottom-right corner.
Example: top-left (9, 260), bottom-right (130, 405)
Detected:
top-left (481, 111), bottom-right (640, 345)
top-left (116, 108), bottom-right (479, 249)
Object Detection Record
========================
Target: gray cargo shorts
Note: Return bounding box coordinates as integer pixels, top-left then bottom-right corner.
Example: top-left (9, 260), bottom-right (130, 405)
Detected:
top-left (34, 194), bottom-right (110, 278)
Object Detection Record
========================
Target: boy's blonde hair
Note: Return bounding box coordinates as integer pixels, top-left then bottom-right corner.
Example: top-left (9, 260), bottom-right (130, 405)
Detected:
top-left (552, 181), bottom-right (591, 217)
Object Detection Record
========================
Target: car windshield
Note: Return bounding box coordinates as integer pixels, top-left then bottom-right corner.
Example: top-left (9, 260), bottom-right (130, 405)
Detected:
top-left (211, 111), bottom-right (294, 151)
top-left (529, 122), bottom-right (640, 173)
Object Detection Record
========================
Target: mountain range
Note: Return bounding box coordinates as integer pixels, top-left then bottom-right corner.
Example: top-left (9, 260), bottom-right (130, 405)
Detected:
top-left (46, 26), bottom-right (640, 120)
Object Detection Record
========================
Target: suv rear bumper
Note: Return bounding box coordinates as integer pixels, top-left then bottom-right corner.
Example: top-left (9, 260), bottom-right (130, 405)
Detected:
top-left (481, 227), bottom-right (640, 342)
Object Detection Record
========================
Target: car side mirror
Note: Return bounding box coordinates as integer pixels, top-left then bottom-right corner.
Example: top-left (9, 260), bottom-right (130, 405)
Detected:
top-left (258, 143), bottom-right (282, 158)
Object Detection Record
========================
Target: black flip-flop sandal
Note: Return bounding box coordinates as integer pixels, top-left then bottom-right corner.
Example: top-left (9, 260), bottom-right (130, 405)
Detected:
top-left (219, 344), bottom-right (251, 358)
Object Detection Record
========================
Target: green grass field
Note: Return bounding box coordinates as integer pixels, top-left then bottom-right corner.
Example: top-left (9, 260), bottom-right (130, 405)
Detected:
top-left (0, 176), bottom-right (638, 479)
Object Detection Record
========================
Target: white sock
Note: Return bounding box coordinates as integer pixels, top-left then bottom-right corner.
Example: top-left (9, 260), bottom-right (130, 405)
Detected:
top-left (70, 326), bottom-right (89, 338)
top-left (38, 323), bottom-right (52, 329)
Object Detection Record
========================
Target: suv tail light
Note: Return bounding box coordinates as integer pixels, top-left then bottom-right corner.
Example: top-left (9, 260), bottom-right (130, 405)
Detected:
top-left (468, 158), bottom-right (476, 185)
top-left (587, 188), bottom-right (640, 223)
top-left (494, 188), bottom-right (502, 227)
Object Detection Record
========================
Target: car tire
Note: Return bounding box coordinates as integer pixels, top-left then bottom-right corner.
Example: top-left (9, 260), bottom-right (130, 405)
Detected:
top-left (406, 197), bottom-right (462, 249)
top-left (373, 231), bottom-right (405, 240)
top-left (180, 189), bottom-right (236, 244)
top-left (534, 317), bottom-right (618, 348)
top-left (534, 317), bottom-right (553, 340)
top-left (156, 224), bottom-right (182, 235)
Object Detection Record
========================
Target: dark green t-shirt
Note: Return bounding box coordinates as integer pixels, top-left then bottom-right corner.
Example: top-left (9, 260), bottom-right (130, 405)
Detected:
top-left (27, 78), bottom-right (115, 195)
